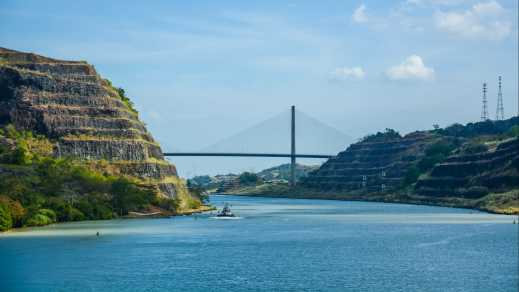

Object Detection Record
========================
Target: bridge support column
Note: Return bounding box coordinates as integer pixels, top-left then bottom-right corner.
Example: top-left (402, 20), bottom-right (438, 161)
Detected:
top-left (290, 105), bottom-right (296, 187)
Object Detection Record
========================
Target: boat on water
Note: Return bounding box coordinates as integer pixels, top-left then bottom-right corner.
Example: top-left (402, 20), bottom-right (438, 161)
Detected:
top-left (216, 203), bottom-right (235, 217)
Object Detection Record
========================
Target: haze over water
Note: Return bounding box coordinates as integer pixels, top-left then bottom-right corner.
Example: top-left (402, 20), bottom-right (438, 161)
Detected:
top-left (1, 195), bottom-right (517, 291)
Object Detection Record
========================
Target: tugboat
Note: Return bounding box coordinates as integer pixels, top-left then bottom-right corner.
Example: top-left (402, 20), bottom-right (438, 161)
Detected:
top-left (216, 203), bottom-right (235, 217)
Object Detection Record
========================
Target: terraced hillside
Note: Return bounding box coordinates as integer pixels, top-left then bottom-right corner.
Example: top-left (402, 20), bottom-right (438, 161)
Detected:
top-left (0, 47), bottom-right (188, 201)
top-left (417, 138), bottom-right (519, 197)
top-left (302, 131), bottom-right (438, 193)
top-left (298, 119), bottom-right (519, 213)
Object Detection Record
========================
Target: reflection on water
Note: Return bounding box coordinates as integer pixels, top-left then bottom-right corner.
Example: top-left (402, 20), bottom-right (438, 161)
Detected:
top-left (1, 195), bottom-right (517, 292)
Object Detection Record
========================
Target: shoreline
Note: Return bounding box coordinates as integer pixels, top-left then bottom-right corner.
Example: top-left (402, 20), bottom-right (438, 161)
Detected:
top-left (217, 188), bottom-right (519, 216)
top-left (0, 204), bottom-right (216, 233)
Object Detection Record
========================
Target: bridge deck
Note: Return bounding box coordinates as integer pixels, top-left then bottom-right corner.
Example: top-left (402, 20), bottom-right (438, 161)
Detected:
top-left (163, 152), bottom-right (333, 159)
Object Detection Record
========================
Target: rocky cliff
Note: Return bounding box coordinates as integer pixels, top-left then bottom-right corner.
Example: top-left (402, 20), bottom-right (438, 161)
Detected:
top-left (0, 47), bottom-right (188, 201)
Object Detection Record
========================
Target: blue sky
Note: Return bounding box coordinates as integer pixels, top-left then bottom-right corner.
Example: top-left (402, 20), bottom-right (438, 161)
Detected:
top-left (1, 0), bottom-right (518, 175)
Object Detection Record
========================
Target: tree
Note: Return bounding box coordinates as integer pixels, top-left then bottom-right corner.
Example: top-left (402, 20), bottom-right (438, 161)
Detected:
top-left (0, 201), bottom-right (13, 231)
top-left (6, 199), bottom-right (25, 227)
top-left (403, 166), bottom-right (420, 186)
top-left (111, 178), bottom-right (153, 216)
top-left (508, 125), bottom-right (519, 137)
top-left (239, 172), bottom-right (261, 186)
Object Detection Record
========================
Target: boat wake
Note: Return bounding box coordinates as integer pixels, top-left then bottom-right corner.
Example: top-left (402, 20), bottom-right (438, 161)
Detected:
top-left (210, 216), bottom-right (243, 220)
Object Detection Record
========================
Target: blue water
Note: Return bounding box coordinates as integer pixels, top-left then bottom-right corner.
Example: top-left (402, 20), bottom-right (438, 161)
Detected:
top-left (1, 195), bottom-right (517, 292)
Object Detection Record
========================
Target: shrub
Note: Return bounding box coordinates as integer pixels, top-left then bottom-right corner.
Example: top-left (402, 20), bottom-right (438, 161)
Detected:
top-left (437, 117), bottom-right (519, 138)
top-left (111, 178), bottom-right (154, 216)
top-left (8, 200), bottom-right (25, 227)
top-left (425, 140), bottom-right (456, 156)
top-left (26, 209), bottom-right (57, 227)
top-left (416, 140), bottom-right (457, 173)
top-left (403, 166), bottom-right (420, 186)
top-left (11, 140), bottom-right (32, 165)
top-left (418, 154), bottom-right (446, 172)
top-left (26, 214), bottom-right (53, 226)
top-left (45, 197), bottom-right (85, 222)
top-left (239, 172), bottom-right (261, 186)
top-left (361, 128), bottom-right (401, 143)
top-left (154, 197), bottom-right (179, 212)
top-left (188, 198), bottom-right (201, 209)
top-left (76, 196), bottom-right (113, 220)
top-left (507, 125), bottom-right (519, 137)
top-left (67, 208), bottom-right (85, 221)
top-left (38, 209), bottom-right (57, 222)
top-left (0, 201), bottom-right (13, 231)
top-left (462, 143), bottom-right (488, 155)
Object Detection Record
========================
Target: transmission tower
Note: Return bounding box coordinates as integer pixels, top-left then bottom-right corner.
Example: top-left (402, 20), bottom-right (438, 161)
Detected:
top-left (481, 82), bottom-right (488, 121)
top-left (496, 76), bottom-right (504, 120)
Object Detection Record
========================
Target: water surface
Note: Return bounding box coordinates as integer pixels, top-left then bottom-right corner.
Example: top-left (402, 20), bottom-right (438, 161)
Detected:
top-left (1, 195), bottom-right (517, 291)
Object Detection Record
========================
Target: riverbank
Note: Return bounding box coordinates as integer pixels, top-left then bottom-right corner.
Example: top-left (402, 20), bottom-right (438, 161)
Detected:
top-left (124, 204), bottom-right (216, 218)
top-left (0, 204), bottom-right (215, 233)
top-left (220, 184), bottom-right (519, 215)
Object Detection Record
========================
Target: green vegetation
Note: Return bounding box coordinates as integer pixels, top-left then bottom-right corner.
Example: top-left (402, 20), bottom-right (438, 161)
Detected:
top-left (0, 200), bottom-right (13, 231)
top-left (238, 172), bottom-right (262, 186)
top-left (103, 79), bottom-right (137, 113)
top-left (115, 87), bottom-right (136, 113)
top-left (507, 125), bottom-right (519, 137)
top-left (361, 128), bottom-right (401, 143)
top-left (0, 125), bottom-right (168, 231)
top-left (461, 142), bottom-right (488, 155)
top-left (186, 180), bottom-right (210, 204)
top-left (401, 139), bottom-right (459, 186)
top-left (418, 139), bottom-right (458, 171)
top-left (434, 117), bottom-right (518, 138)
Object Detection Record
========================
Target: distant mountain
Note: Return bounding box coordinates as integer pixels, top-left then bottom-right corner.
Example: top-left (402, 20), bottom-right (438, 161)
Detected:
top-left (187, 163), bottom-right (318, 191)
top-left (202, 109), bottom-right (352, 154)
top-left (177, 109), bottom-right (353, 177)
top-left (257, 163), bottom-right (319, 182)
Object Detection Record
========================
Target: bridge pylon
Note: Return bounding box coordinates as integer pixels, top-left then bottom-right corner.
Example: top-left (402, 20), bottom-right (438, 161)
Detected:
top-left (290, 105), bottom-right (296, 187)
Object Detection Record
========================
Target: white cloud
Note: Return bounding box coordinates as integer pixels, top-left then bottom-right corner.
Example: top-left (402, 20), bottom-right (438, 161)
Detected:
top-left (434, 1), bottom-right (511, 40)
top-left (352, 4), bottom-right (368, 23)
top-left (386, 55), bottom-right (435, 81)
top-left (472, 1), bottom-right (503, 15)
top-left (330, 67), bottom-right (366, 80)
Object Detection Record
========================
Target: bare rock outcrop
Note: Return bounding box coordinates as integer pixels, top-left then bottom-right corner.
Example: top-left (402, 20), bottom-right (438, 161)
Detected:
top-left (0, 47), bottom-right (185, 198)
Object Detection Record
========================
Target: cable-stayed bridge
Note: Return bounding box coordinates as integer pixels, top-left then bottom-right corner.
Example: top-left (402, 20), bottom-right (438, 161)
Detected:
top-left (165, 106), bottom-right (352, 183)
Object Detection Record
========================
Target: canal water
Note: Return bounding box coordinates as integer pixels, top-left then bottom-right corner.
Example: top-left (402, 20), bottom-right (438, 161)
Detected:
top-left (1, 195), bottom-right (517, 291)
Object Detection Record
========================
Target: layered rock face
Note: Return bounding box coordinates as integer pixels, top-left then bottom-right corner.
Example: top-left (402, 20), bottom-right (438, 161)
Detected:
top-left (416, 138), bottom-right (519, 197)
top-left (0, 47), bottom-right (186, 198)
top-left (302, 132), bottom-right (436, 193)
